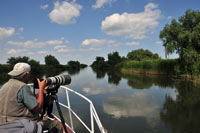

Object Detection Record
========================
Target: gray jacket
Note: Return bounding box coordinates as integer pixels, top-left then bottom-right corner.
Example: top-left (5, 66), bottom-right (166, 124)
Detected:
top-left (0, 119), bottom-right (42, 133)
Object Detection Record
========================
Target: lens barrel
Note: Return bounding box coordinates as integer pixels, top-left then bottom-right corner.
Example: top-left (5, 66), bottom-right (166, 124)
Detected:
top-left (46, 75), bottom-right (71, 86)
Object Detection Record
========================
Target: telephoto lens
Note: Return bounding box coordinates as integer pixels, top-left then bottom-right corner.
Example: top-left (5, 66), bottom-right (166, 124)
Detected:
top-left (33, 75), bottom-right (71, 89)
top-left (46, 75), bottom-right (71, 86)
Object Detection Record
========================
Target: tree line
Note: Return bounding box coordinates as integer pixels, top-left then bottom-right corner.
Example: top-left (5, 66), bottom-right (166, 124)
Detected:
top-left (91, 49), bottom-right (160, 70)
top-left (0, 55), bottom-right (87, 76)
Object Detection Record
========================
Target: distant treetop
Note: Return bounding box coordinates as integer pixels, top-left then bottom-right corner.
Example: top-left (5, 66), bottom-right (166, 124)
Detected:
top-left (127, 49), bottom-right (160, 61)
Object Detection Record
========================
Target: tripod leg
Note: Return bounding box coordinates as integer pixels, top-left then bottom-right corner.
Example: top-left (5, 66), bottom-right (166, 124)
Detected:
top-left (47, 97), bottom-right (54, 118)
top-left (54, 95), bottom-right (68, 133)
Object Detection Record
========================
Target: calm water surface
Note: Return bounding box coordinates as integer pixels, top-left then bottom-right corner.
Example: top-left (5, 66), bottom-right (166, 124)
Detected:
top-left (53, 67), bottom-right (200, 133)
top-left (1, 67), bottom-right (200, 133)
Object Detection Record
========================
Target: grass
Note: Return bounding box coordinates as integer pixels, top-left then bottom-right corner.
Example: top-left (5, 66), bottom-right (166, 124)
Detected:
top-left (121, 59), bottom-right (178, 75)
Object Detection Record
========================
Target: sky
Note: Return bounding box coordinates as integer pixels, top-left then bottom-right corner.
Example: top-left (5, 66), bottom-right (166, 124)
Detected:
top-left (0, 0), bottom-right (199, 65)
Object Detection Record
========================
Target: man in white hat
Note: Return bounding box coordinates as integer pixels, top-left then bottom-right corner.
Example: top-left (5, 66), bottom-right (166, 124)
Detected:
top-left (0, 62), bottom-right (62, 132)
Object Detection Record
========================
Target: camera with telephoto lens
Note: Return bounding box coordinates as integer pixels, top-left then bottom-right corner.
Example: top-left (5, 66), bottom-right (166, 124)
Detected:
top-left (34, 75), bottom-right (71, 92)
top-left (33, 75), bottom-right (71, 122)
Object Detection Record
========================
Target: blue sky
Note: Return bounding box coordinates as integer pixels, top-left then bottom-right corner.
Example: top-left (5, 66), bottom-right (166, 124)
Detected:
top-left (0, 0), bottom-right (199, 65)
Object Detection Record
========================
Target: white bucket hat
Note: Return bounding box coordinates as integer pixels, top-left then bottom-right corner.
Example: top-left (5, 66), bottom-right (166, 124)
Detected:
top-left (8, 62), bottom-right (31, 76)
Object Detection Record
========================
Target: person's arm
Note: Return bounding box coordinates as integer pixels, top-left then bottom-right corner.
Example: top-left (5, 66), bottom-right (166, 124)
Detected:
top-left (32, 78), bottom-right (47, 113)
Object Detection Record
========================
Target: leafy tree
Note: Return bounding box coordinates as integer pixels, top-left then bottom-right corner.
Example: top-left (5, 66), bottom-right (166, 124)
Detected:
top-left (127, 49), bottom-right (160, 61)
top-left (28, 59), bottom-right (42, 75)
top-left (7, 56), bottom-right (29, 66)
top-left (68, 60), bottom-right (80, 69)
top-left (160, 9), bottom-right (200, 75)
top-left (91, 56), bottom-right (107, 69)
top-left (96, 57), bottom-right (105, 62)
top-left (107, 51), bottom-right (122, 66)
top-left (80, 64), bottom-right (87, 68)
top-left (44, 55), bottom-right (60, 66)
top-left (6, 56), bottom-right (42, 75)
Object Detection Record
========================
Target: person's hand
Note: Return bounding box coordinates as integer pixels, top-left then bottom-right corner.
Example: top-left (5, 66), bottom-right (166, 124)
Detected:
top-left (37, 78), bottom-right (47, 90)
top-left (43, 86), bottom-right (48, 94)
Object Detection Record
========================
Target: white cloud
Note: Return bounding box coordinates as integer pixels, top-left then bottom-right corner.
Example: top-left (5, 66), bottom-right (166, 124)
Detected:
top-left (54, 44), bottom-right (101, 53)
top-left (56, 48), bottom-right (72, 53)
top-left (40, 4), bottom-right (48, 10)
top-left (155, 41), bottom-right (162, 44)
top-left (28, 50), bottom-right (48, 55)
top-left (0, 27), bottom-right (15, 40)
top-left (83, 87), bottom-right (115, 95)
top-left (18, 27), bottom-right (24, 32)
top-left (54, 45), bottom-right (68, 49)
top-left (126, 41), bottom-right (140, 46)
top-left (92, 0), bottom-right (113, 9)
top-left (82, 38), bottom-right (141, 47)
top-left (104, 92), bottom-right (160, 118)
top-left (103, 92), bottom-right (161, 129)
top-left (7, 49), bottom-right (27, 55)
top-left (79, 47), bottom-right (101, 52)
top-left (65, 40), bottom-right (70, 44)
top-left (7, 38), bottom-right (64, 48)
top-left (101, 3), bottom-right (161, 39)
top-left (82, 39), bottom-right (115, 46)
top-left (37, 50), bottom-right (48, 54)
top-left (54, 45), bottom-right (74, 52)
top-left (49, 1), bottom-right (82, 25)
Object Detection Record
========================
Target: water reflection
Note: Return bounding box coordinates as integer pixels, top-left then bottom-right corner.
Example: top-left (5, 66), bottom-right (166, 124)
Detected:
top-left (91, 67), bottom-right (122, 85)
top-left (1, 67), bottom-right (200, 133)
top-left (103, 88), bottom-right (177, 132)
top-left (160, 81), bottom-right (200, 133)
top-left (91, 68), bottom-right (200, 132)
top-left (82, 87), bottom-right (116, 95)
top-left (103, 92), bottom-right (160, 118)
top-left (67, 68), bottom-right (81, 76)
top-left (91, 67), bottom-right (106, 79)
top-left (122, 74), bottom-right (176, 89)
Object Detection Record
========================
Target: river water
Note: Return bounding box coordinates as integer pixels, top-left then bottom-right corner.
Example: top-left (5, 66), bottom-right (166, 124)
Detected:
top-left (1, 67), bottom-right (200, 133)
top-left (53, 67), bottom-right (200, 133)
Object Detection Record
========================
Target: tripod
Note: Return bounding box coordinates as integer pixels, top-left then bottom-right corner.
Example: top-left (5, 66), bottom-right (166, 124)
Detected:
top-left (40, 85), bottom-right (68, 133)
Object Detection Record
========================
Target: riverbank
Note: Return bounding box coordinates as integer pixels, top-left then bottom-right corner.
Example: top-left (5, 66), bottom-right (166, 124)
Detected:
top-left (121, 68), bottom-right (167, 75)
top-left (121, 68), bottom-right (200, 84)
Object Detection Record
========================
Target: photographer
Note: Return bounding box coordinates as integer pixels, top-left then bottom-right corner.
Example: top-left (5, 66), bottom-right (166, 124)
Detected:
top-left (0, 62), bottom-right (62, 133)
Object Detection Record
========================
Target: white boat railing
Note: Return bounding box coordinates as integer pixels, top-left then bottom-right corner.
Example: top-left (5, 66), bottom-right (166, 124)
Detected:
top-left (55, 86), bottom-right (107, 133)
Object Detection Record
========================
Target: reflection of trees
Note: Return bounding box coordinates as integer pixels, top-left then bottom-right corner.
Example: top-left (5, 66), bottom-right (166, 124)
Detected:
top-left (91, 67), bottom-right (121, 85)
top-left (122, 74), bottom-right (175, 89)
top-left (160, 81), bottom-right (200, 133)
top-left (91, 67), bottom-right (106, 79)
top-left (107, 70), bottom-right (121, 85)
top-left (67, 68), bottom-right (80, 76)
